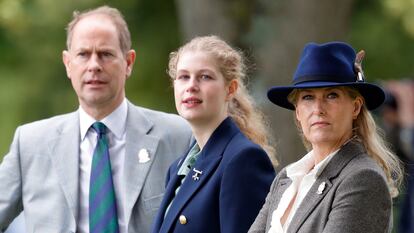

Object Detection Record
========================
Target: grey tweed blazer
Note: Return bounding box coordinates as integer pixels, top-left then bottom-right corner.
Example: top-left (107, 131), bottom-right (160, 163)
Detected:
top-left (249, 140), bottom-right (392, 233)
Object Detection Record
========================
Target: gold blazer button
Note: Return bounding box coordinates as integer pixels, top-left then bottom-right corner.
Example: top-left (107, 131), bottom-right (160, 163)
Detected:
top-left (179, 215), bottom-right (187, 225)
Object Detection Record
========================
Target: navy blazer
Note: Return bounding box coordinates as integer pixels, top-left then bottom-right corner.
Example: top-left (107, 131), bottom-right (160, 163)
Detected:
top-left (151, 117), bottom-right (276, 233)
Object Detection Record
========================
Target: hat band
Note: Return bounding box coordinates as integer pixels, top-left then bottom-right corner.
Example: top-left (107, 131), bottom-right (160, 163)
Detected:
top-left (293, 75), bottom-right (357, 85)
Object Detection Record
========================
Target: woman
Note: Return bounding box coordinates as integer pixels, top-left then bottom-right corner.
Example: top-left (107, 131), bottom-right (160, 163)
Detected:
top-left (249, 42), bottom-right (402, 233)
top-left (151, 36), bottom-right (277, 233)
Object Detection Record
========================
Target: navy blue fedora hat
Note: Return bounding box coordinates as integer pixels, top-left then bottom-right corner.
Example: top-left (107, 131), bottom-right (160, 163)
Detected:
top-left (267, 42), bottom-right (385, 110)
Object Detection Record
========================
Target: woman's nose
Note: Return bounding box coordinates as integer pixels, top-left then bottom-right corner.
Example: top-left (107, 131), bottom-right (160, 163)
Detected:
top-left (186, 77), bottom-right (199, 92)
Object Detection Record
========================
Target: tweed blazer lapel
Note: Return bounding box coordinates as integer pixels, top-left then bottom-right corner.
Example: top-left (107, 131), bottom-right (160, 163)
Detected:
top-left (286, 140), bottom-right (364, 233)
top-left (123, 102), bottom-right (160, 224)
top-left (48, 111), bottom-right (80, 222)
top-left (159, 118), bottom-right (237, 233)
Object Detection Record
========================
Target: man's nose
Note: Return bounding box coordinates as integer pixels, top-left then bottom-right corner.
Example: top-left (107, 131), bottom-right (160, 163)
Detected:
top-left (87, 53), bottom-right (102, 72)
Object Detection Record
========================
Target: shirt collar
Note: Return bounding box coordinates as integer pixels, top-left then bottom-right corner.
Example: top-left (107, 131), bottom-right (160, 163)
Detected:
top-left (178, 143), bottom-right (201, 176)
top-left (79, 98), bottom-right (128, 140)
top-left (286, 148), bottom-right (338, 180)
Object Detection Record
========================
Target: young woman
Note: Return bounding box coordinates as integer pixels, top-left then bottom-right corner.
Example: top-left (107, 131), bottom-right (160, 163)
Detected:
top-left (249, 42), bottom-right (402, 233)
top-left (151, 36), bottom-right (277, 233)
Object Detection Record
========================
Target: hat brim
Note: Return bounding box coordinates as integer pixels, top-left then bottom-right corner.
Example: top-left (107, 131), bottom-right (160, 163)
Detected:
top-left (267, 81), bottom-right (385, 110)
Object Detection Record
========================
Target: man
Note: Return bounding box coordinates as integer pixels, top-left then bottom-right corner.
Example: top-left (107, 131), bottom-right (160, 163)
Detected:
top-left (0, 6), bottom-right (192, 233)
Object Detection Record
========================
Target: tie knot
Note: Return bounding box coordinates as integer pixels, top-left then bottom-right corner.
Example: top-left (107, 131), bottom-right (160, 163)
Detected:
top-left (92, 122), bottom-right (107, 136)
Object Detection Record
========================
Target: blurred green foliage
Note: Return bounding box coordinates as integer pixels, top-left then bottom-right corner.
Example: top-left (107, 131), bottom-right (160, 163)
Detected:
top-left (349, 0), bottom-right (414, 80)
top-left (0, 0), bottom-right (181, 156)
top-left (0, 0), bottom-right (413, 158)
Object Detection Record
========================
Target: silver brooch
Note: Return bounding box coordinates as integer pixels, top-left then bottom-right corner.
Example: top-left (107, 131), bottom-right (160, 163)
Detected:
top-left (192, 168), bottom-right (203, 181)
top-left (317, 181), bottom-right (326, 195)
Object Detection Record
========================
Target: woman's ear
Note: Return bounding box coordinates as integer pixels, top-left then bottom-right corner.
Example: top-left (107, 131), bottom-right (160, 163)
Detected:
top-left (352, 97), bottom-right (363, 119)
top-left (226, 79), bottom-right (238, 100)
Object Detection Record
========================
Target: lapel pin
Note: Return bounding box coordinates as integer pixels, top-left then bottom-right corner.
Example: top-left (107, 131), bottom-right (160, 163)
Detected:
top-left (192, 168), bottom-right (203, 181)
top-left (138, 149), bottom-right (150, 163)
top-left (317, 181), bottom-right (326, 195)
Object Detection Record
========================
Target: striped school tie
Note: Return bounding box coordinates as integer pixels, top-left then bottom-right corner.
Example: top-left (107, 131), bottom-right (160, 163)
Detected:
top-left (89, 122), bottom-right (119, 233)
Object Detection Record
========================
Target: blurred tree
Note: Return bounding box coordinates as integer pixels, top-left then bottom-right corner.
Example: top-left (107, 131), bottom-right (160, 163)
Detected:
top-left (0, 0), bottom-right (182, 156)
top-left (175, 0), bottom-right (355, 167)
top-left (1, 0), bottom-right (414, 166)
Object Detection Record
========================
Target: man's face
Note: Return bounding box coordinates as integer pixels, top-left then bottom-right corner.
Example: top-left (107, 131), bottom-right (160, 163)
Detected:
top-left (63, 14), bottom-right (135, 118)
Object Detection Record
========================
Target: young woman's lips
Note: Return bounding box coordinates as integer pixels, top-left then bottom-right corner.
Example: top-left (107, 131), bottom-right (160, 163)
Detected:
top-left (182, 97), bottom-right (202, 107)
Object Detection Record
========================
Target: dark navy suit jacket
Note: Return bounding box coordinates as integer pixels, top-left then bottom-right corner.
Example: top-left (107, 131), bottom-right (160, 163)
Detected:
top-left (151, 117), bottom-right (276, 233)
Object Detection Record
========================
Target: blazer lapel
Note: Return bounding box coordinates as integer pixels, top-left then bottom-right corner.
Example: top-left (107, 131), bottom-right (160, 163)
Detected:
top-left (123, 102), bottom-right (160, 224)
top-left (160, 153), bottom-right (222, 232)
top-left (287, 140), bottom-right (364, 233)
top-left (275, 175), bottom-right (292, 206)
top-left (159, 117), bottom-right (238, 233)
top-left (48, 111), bottom-right (80, 222)
top-left (152, 160), bottom-right (185, 232)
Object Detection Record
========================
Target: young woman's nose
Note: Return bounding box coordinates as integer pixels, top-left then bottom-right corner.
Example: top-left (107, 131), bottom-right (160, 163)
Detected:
top-left (186, 76), bottom-right (199, 92)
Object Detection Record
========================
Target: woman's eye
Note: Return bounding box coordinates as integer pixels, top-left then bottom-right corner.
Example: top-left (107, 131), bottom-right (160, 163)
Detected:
top-left (327, 92), bottom-right (339, 99)
top-left (302, 95), bottom-right (313, 100)
top-left (201, 75), bottom-right (212, 80)
top-left (176, 75), bottom-right (189, 80)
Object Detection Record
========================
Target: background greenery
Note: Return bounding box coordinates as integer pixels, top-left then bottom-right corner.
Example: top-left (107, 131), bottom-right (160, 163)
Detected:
top-left (1, 0), bottom-right (413, 157)
top-left (1, 0), bottom-right (413, 232)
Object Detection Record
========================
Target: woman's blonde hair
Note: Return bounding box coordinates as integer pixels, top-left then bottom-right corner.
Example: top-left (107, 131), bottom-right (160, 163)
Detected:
top-left (288, 87), bottom-right (402, 197)
top-left (168, 35), bottom-right (277, 166)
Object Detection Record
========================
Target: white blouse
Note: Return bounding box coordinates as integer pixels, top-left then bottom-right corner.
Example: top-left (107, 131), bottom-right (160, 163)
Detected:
top-left (268, 149), bottom-right (338, 233)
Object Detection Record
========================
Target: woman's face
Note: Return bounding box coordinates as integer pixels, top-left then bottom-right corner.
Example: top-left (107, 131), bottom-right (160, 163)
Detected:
top-left (295, 87), bottom-right (362, 148)
top-left (173, 51), bottom-right (236, 126)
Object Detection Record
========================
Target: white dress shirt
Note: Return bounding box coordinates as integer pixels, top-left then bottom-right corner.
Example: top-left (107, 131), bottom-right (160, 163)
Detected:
top-left (268, 149), bottom-right (338, 233)
top-left (77, 99), bottom-right (127, 233)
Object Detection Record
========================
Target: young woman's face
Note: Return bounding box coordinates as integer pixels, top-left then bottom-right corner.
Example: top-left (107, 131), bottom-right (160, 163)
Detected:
top-left (295, 87), bottom-right (362, 148)
top-left (173, 51), bottom-right (235, 126)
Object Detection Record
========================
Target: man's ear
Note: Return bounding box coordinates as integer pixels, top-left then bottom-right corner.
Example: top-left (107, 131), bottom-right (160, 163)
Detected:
top-left (125, 50), bottom-right (136, 78)
top-left (62, 50), bottom-right (71, 79)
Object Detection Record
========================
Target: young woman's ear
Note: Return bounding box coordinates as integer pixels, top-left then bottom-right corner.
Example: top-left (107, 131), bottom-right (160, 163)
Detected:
top-left (226, 79), bottom-right (238, 100)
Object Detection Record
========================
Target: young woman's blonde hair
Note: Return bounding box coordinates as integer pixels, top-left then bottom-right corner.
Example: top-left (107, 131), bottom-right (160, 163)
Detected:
top-left (288, 87), bottom-right (402, 197)
top-left (168, 35), bottom-right (278, 166)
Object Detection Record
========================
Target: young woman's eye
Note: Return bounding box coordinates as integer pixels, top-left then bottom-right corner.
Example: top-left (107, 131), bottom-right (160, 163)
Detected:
top-left (176, 75), bottom-right (189, 80)
top-left (200, 75), bottom-right (212, 80)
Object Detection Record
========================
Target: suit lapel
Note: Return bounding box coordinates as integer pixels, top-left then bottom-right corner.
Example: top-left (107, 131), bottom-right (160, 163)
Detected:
top-left (287, 140), bottom-right (364, 233)
top-left (123, 103), bottom-right (160, 224)
top-left (48, 111), bottom-right (80, 222)
top-left (159, 117), bottom-right (238, 233)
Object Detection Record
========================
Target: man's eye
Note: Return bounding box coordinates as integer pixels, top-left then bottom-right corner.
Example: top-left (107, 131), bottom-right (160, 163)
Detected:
top-left (77, 52), bottom-right (87, 57)
top-left (101, 52), bottom-right (113, 57)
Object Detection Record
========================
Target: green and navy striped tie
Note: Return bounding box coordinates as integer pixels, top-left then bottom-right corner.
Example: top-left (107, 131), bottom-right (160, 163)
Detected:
top-left (89, 122), bottom-right (119, 233)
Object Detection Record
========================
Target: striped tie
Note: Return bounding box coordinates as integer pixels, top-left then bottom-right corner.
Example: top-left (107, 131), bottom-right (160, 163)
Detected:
top-left (89, 122), bottom-right (119, 233)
